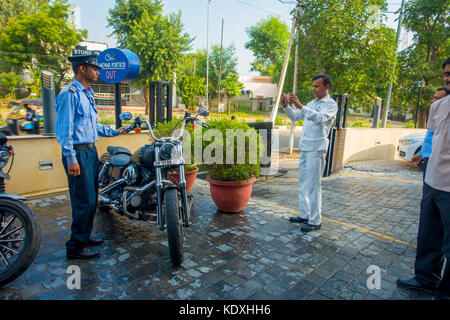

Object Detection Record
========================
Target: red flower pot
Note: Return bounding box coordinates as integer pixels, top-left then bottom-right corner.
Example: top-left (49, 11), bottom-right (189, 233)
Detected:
top-left (168, 167), bottom-right (199, 194)
top-left (206, 176), bottom-right (256, 213)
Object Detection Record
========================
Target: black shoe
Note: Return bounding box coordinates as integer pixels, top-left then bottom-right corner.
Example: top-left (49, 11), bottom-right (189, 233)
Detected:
top-left (301, 223), bottom-right (321, 232)
top-left (87, 238), bottom-right (104, 247)
top-left (67, 248), bottom-right (101, 260)
top-left (289, 216), bottom-right (309, 224)
top-left (396, 277), bottom-right (436, 294)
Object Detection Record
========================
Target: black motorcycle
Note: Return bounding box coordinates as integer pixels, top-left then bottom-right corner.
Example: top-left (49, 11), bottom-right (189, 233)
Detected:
top-left (98, 107), bottom-right (210, 267)
top-left (0, 133), bottom-right (41, 286)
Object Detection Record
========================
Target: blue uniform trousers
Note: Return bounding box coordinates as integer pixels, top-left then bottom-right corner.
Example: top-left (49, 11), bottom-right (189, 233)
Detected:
top-left (414, 183), bottom-right (450, 296)
top-left (62, 146), bottom-right (99, 252)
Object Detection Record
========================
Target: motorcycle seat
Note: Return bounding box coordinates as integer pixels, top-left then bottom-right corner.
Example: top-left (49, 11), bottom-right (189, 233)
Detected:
top-left (107, 146), bottom-right (132, 156)
top-left (110, 153), bottom-right (132, 166)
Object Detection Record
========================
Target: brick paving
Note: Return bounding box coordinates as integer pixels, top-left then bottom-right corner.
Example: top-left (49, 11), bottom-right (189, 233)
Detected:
top-left (0, 159), bottom-right (433, 300)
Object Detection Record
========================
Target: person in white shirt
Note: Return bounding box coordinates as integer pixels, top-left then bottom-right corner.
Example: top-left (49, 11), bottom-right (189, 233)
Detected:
top-left (281, 74), bottom-right (338, 232)
top-left (397, 58), bottom-right (450, 300)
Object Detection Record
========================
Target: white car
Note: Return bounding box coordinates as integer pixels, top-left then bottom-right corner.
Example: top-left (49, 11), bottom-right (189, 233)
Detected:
top-left (398, 132), bottom-right (426, 168)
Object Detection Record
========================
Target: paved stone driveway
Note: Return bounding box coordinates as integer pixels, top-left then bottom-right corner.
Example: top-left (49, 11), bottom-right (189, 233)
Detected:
top-left (0, 159), bottom-right (433, 300)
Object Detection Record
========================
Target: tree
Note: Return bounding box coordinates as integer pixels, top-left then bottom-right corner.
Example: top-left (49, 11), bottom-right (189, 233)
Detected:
top-left (108, 0), bottom-right (193, 114)
top-left (284, 0), bottom-right (397, 113)
top-left (392, 0), bottom-right (449, 127)
top-left (107, 0), bottom-right (163, 48)
top-left (245, 16), bottom-right (290, 83)
top-left (0, 0), bottom-right (48, 32)
top-left (177, 74), bottom-right (206, 110)
top-left (0, 0), bottom-right (86, 91)
top-left (0, 72), bottom-right (21, 99)
top-left (222, 72), bottom-right (244, 114)
top-left (196, 44), bottom-right (239, 106)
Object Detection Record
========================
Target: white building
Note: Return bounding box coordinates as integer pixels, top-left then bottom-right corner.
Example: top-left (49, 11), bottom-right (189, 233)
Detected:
top-left (78, 41), bottom-right (108, 53)
top-left (238, 75), bottom-right (278, 112)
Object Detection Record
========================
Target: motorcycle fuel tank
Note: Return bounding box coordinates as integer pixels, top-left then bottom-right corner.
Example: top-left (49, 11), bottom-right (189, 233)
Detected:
top-left (132, 144), bottom-right (155, 169)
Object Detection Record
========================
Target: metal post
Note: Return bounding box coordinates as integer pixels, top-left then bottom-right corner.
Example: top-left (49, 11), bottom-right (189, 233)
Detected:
top-left (415, 87), bottom-right (422, 128)
top-left (218, 18), bottom-right (224, 113)
top-left (342, 94), bottom-right (349, 128)
top-left (323, 128), bottom-right (336, 177)
top-left (372, 97), bottom-right (382, 128)
top-left (270, 1), bottom-right (301, 124)
top-left (115, 83), bottom-right (122, 129)
top-left (289, 25), bottom-right (300, 154)
top-left (206, 0), bottom-right (211, 107)
top-left (382, 0), bottom-right (406, 128)
top-left (172, 72), bottom-right (177, 109)
top-left (156, 82), bottom-right (164, 123)
top-left (41, 70), bottom-right (56, 136)
top-left (166, 82), bottom-right (173, 122)
top-left (149, 83), bottom-right (156, 126)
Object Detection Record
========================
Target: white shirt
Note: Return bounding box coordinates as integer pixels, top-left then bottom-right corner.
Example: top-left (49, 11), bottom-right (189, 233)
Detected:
top-left (284, 94), bottom-right (338, 151)
top-left (425, 94), bottom-right (450, 192)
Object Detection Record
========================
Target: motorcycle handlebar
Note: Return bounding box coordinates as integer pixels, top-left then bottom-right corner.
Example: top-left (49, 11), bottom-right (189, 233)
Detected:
top-left (124, 115), bottom-right (209, 141)
top-left (122, 123), bottom-right (137, 134)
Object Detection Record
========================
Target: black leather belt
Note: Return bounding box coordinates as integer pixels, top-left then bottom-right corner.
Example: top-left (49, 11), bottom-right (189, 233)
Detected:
top-left (74, 143), bottom-right (95, 150)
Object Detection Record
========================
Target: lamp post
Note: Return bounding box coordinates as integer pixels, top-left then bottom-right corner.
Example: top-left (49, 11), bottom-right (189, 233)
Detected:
top-left (382, 0), bottom-right (406, 128)
top-left (206, 0), bottom-right (211, 107)
top-left (414, 81), bottom-right (425, 128)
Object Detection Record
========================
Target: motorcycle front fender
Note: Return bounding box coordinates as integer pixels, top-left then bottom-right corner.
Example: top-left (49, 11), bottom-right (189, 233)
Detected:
top-left (0, 193), bottom-right (27, 201)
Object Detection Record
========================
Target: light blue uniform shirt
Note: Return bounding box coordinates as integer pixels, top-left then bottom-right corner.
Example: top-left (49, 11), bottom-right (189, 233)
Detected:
top-left (418, 129), bottom-right (433, 159)
top-left (55, 79), bottom-right (119, 165)
top-left (284, 94), bottom-right (338, 151)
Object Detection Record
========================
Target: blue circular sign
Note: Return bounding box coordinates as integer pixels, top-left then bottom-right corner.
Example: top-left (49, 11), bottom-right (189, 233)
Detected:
top-left (98, 48), bottom-right (140, 84)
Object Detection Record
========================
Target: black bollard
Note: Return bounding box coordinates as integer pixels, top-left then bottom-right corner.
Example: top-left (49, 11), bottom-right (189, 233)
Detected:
top-left (41, 70), bottom-right (56, 136)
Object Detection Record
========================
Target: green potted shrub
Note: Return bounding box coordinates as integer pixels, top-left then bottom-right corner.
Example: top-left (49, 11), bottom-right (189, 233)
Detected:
top-left (200, 118), bottom-right (263, 213)
top-left (156, 117), bottom-right (199, 193)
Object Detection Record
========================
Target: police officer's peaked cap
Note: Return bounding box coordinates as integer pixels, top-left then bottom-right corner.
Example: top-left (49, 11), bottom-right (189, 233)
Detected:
top-left (67, 54), bottom-right (102, 69)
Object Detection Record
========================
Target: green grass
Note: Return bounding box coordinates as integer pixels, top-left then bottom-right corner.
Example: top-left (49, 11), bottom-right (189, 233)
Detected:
top-left (97, 112), bottom-right (135, 125)
top-left (402, 120), bottom-right (415, 128)
top-left (350, 120), bottom-right (371, 127)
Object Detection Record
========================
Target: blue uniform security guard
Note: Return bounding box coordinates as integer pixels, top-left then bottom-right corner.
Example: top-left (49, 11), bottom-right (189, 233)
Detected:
top-left (55, 54), bottom-right (125, 260)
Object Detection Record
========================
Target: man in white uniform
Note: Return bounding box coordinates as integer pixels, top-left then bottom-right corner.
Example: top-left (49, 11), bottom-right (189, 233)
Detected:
top-left (281, 74), bottom-right (338, 232)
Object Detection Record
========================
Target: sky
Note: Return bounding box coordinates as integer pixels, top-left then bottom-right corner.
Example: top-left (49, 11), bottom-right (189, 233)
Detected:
top-left (68, 0), bottom-right (409, 76)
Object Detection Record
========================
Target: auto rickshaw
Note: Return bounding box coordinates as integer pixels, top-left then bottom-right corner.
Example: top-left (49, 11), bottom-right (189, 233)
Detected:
top-left (0, 99), bottom-right (43, 135)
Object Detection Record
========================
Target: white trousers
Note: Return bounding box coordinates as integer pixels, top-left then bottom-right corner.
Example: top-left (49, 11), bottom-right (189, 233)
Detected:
top-left (298, 151), bottom-right (327, 226)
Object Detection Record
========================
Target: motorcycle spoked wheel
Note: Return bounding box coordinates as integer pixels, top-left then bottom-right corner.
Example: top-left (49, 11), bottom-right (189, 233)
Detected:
top-left (164, 188), bottom-right (184, 267)
top-left (0, 198), bottom-right (41, 286)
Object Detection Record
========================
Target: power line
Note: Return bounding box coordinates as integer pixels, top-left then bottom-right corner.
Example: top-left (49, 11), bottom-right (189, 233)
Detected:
top-left (231, 0), bottom-right (292, 21)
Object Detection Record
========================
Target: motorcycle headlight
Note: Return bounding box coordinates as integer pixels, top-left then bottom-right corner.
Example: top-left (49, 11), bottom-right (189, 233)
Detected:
top-left (159, 143), bottom-right (176, 160)
top-left (0, 150), bottom-right (10, 169)
top-left (123, 164), bottom-right (138, 185)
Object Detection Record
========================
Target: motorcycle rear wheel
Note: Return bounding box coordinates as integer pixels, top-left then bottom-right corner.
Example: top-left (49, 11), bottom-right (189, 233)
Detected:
top-left (165, 188), bottom-right (183, 267)
top-left (0, 198), bottom-right (41, 286)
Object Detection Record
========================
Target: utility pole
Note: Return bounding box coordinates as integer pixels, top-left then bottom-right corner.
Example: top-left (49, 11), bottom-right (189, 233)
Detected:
top-left (206, 0), bottom-right (211, 107)
top-left (381, 0), bottom-right (406, 128)
top-left (270, 0), bottom-right (301, 124)
top-left (217, 19), bottom-right (224, 113)
top-left (288, 24), bottom-right (300, 154)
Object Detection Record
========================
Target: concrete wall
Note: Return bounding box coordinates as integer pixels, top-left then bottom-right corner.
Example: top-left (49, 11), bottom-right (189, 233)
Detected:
top-left (6, 133), bottom-right (152, 198)
top-left (332, 128), bottom-right (427, 171)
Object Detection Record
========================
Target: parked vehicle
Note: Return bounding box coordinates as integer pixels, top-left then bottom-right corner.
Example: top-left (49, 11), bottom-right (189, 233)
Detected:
top-left (7, 101), bottom-right (20, 109)
top-left (0, 99), bottom-right (43, 136)
top-left (97, 108), bottom-right (210, 267)
top-left (0, 132), bottom-right (41, 286)
top-left (398, 132), bottom-right (426, 169)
